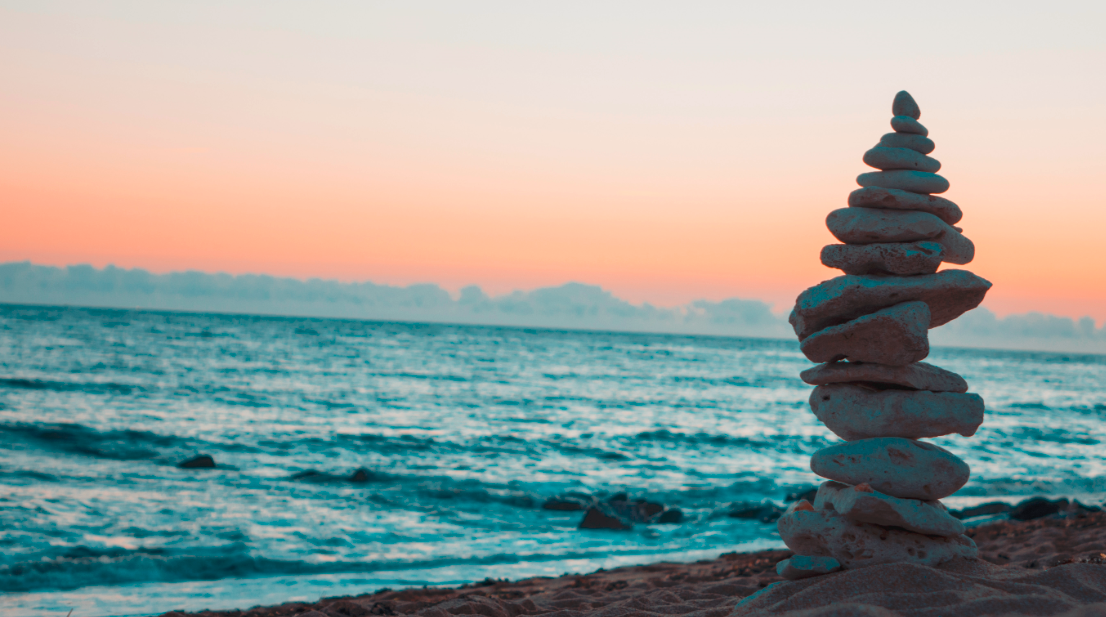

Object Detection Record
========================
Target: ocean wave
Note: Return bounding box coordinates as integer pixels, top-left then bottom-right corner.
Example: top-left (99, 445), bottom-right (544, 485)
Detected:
top-left (0, 422), bottom-right (189, 461)
top-left (0, 377), bottom-right (138, 396)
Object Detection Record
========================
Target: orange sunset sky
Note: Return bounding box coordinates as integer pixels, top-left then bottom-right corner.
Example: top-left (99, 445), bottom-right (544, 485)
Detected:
top-left (2, 2), bottom-right (1105, 323)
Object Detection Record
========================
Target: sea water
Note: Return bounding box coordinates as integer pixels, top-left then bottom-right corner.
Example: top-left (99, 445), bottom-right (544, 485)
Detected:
top-left (1, 304), bottom-right (1104, 617)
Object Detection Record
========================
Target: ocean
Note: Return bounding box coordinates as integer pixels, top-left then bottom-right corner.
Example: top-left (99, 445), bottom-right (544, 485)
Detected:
top-left (1, 304), bottom-right (1104, 617)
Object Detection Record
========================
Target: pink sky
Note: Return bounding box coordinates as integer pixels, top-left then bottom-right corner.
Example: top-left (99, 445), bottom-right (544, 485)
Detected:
top-left (2, 3), bottom-right (1105, 322)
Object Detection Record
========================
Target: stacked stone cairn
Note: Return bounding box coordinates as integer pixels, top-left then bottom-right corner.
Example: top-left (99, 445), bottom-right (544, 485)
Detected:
top-left (774, 91), bottom-right (993, 581)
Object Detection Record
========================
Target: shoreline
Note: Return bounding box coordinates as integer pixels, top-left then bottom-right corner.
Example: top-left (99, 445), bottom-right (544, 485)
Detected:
top-left (160, 510), bottom-right (1106, 617)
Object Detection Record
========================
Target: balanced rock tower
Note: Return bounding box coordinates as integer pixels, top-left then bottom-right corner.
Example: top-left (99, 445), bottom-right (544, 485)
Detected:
top-left (775, 91), bottom-right (992, 581)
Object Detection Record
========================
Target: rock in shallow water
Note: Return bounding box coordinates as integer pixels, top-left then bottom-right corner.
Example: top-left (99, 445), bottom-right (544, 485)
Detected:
top-left (789, 270), bottom-right (992, 341)
top-left (813, 481), bottom-right (965, 537)
top-left (820, 242), bottom-right (943, 276)
top-left (857, 170), bottom-right (950, 194)
top-left (826, 208), bottom-right (947, 245)
top-left (848, 186), bottom-right (962, 225)
top-left (809, 383), bottom-right (985, 441)
top-left (178, 454), bottom-right (215, 469)
top-left (800, 360), bottom-right (968, 393)
top-left (810, 437), bottom-right (970, 500)
top-left (879, 132), bottom-right (935, 155)
top-left (776, 555), bottom-right (842, 580)
top-left (800, 301), bottom-right (930, 366)
top-left (777, 508), bottom-right (977, 569)
top-left (863, 145), bottom-right (940, 173)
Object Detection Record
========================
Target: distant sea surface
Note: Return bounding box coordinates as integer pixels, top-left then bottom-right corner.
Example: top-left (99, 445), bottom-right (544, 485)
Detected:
top-left (2, 304), bottom-right (1104, 617)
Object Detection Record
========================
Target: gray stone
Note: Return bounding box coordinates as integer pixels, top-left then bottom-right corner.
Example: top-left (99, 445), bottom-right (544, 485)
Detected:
top-left (857, 170), bottom-right (949, 194)
top-left (777, 508), bottom-right (977, 569)
top-left (821, 242), bottom-right (943, 276)
top-left (776, 555), bottom-right (842, 580)
top-left (810, 437), bottom-right (970, 500)
top-left (826, 208), bottom-right (947, 245)
top-left (863, 146), bottom-right (940, 173)
top-left (892, 91), bottom-right (920, 119)
top-left (789, 270), bottom-right (992, 341)
top-left (848, 187), bottom-right (962, 225)
top-left (935, 227), bottom-right (975, 265)
top-left (879, 132), bottom-right (935, 155)
top-left (800, 302), bottom-right (930, 366)
top-left (799, 361), bottom-right (968, 393)
top-left (814, 481), bottom-right (965, 537)
top-left (809, 384), bottom-right (985, 441)
top-left (891, 116), bottom-right (928, 136)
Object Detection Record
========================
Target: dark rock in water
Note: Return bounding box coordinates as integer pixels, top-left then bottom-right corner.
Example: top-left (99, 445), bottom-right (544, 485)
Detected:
top-left (728, 501), bottom-right (785, 523)
top-left (1011, 497), bottom-right (1068, 521)
top-left (656, 509), bottom-right (684, 524)
top-left (951, 501), bottom-right (1012, 520)
top-left (350, 468), bottom-right (375, 483)
top-left (542, 496), bottom-right (593, 511)
top-left (291, 469), bottom-right (325, 480)
top-left (178, 454), bottom-right (215, 469)
top-left (608, 492), bottom-right (629, 502)
top-left (607, 494), bottom-right (666, 523)
top-left (579, 505), bottom-right (632, 530)
top-left (786, 486), bottom-right (819, 503)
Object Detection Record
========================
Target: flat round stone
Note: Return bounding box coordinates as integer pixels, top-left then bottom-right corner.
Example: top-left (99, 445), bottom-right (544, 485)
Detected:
top-left (800, 301), bottom-right (930, 366)
top-left (820, 242), bottom-right (943, 276)
top-left (848, 187), bottom-right (962, 225)
top-left (826, 208), bottom-right (947, 244)
top-left (809, 383), bottom-right (985, 441)
top-left (891, 116), bottom-right (928, 136)
top-left (810, 437), bottom-right (970, 500)
top-left (799, 361), bottom-right (969, 393)
top-left (863, 146), bottom-right (940, 173)
top-left (936, 226), bottom-right (975, 265)
top-left (892, 91), bottom-right (921, 119)
top-left (879, 132), bottom-right (935, 155)
top-left (857, 170), bottom-right (949, 194)
top-left (813, 481), bottom-right (965, 537)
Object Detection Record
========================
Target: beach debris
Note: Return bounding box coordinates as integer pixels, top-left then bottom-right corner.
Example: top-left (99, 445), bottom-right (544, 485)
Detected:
top-left (776, 555), bottom-right (842, 580)
top-left (779, 91), bottom-right (988, 575)
top-left (177, 454), bottom-right (215, 469)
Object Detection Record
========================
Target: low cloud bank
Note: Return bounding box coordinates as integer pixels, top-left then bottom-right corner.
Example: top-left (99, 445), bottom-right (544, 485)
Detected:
top-left (1, 261), bottom-right (1103, 353)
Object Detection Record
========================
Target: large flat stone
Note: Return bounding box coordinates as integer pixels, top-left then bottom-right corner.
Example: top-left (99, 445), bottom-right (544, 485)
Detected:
top-left (863, 146), bottom-right (940, 173)
top-left (891, 116), bottom-right (928, 136)
top-left (810, 437), bottom-right (970, 500)
top-left (813, 481), bottom-right (965, 537)
top-left (857, 170), bottom-right (949, 194)
top-left (826, 208), bottom-right (947, 244)
top-left (878, 132), bottom-right (935, 155)
top-left (776, 555), bottom-right (842, 580)
top-left (800, 302), bottom-right (930, 366)
top-left (892, 91), bottom-right (921, 119)
top-left (799, 361), bottom-right (968, 393)
top-left (820, 242), bottom-right (943, 276)
top-left (777, 508), bottom-right (977, 569)
top-left (848, 187), bottom-right (962, 225)
top-left (810, 383), bottom-right (985, 441)
top-left (789, 270), bottom-right (992, 341)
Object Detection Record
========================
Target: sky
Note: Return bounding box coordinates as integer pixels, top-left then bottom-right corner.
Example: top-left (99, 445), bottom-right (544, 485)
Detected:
top-left (2, 1), bottom-right (1105, 323)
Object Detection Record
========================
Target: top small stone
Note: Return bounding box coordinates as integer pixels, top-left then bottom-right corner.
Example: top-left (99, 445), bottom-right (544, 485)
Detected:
top-left (892, 91), bottom-right (920, 120)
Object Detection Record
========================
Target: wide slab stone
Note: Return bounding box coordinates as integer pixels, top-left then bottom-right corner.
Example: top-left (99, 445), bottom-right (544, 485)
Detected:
top-left (776, 555), bottom-right (842, 580)
top-left (810, 437), bottom-right (970, 500)
top-left (879, 132), bottom-right (935, 155)
top-left (813, 481), bottom-right (965, 537)
top-left (848, 187), bottom-right (962, 225)
top-left (826, 208), bottom-right (947, 245)
top-left (892, 91), bottom-right (921, 119)
top-left (777, 508), bottom-right (977, 569)
top-left (857, 170), bottom-right (949, 194)
top-left (799, 361), bottom-right (968, 393)
top-left (820, 242), bottom-right (943, 276)
top-left (800, 302), bottom-right (930, 366)
top-left (863, 146), bottom-right (940, 173)
top-left (809, 384), bottom-right (985, 441)
top-left (891, 116), bottom-right (928, 136)
top-left (789, 270), bottom-right (992, 341)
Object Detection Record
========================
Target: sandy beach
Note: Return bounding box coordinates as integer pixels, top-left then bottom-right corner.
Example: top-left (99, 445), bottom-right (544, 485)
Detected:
top-left (159, 509), bottom-right (1106, 617)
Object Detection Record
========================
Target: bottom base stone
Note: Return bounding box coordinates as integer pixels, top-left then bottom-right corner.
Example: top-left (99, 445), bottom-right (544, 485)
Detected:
top-left (777, 505), bottom-right (977, 569)
top-left (776, 555), bottom-right (843, 580)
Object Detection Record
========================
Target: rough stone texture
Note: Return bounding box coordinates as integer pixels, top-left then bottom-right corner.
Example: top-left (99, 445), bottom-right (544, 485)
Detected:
top-left (799, 360), bottom-right (969, 393)
top-left (848, 186), bottom-right (962, 225)
top-left (813, 481), bottom-right (966, 537)
top-left (890, 116), bottom-right (928, 136)
top-left (777, 508), bottom-right (978, 569)
top-left (820, 242), bottom-right (943, 276)
top-left (892, 90), bottom-right (921, 119)
top-left (800, 302), bottom-right (930, 366)
top-left (862, 145), bottom-right (940, 173)
top-left (810, 437), bottom-right (971, 500)
top-left (879, 132), bottom-right (935, 154)
top-left (776, 555), bottom-right (842, 580)
top-left (857, 170), bottom-right (950, 194)
top-left (826, 208), bottom-right (947, 245)
top-left (789, 270), bottom-right (992, 341)
top-left (935, 227), bottom-right (975, 265)
top-left (809, 383), bottom-right (985, 441)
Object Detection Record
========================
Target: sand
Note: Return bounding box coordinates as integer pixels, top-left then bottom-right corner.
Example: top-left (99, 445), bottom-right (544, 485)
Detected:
top-left (160, 511), bottom-right (1106, 617)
